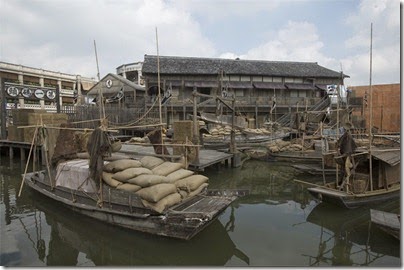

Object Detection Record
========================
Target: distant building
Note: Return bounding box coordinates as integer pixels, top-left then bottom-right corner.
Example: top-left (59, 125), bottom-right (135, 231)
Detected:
top-left (0, 61), bottom-right (96, 111)
top-left (87, 73), bottom-right (145, 108)
top-left (349, 83), bottom-right (400, 133)
top-left (116, 62), bottom-right (144, 86)
top-left (141, 55), bottom-right (349, 127)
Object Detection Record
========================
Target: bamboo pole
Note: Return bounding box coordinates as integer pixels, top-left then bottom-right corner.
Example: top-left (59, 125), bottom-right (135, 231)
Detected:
top-left (38, 115), bottom-right (54, 190)
top-left (335, 85), bottom-right (340, 188)
top-left (155, 27), bottom-right (164, 151)
top-left (369, 23), bottom-right (374, 191)
top-left (18, 125), bottom-right (39, 197)
top-left (320, 121), bottom-right (326, 184)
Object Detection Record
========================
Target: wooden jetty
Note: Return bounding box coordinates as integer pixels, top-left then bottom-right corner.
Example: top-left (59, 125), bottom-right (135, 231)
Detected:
top-left (0, 139), bottom-right (43, 162)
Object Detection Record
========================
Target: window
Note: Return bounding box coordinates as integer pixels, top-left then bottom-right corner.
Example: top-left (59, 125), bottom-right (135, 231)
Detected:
top-left (273, 77), bottom-right (282, 82)
top-left (235, 89), bottom-right (244, 97)
top-left (284, 77), bottom-right (294, 83)
top-left (263, 77), bottom-right (273, 82)
top-left (252, 76), bottom-right (262, 82)
top-left (290, 90), bottom-right (298, 97)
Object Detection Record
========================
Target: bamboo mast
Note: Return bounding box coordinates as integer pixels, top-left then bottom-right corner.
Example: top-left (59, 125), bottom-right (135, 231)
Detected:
top-left (155, 27), bottom-right (165, 149)
top-left (368, 23), bottom-right (374, 191)
top-left (335, 84), bottom-right (340, 187)
top-left (94, 40), bottom-right (105, 119)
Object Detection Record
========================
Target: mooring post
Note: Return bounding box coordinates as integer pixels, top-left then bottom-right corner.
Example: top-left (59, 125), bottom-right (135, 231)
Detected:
top-left (9, 146), bottom-right (13, 160)
top-left (20, 147), bottom-right (26, 161)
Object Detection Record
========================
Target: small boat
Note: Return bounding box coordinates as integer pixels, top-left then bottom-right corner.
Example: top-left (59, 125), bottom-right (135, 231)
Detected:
top-left (23, 166), bottom-right (247, 240)
top-left (298, 131), bottom-right (400, 209)
top-left (307, 182), bottom-right (400, 209)
top-left (370, 209), bottom-right (400, 240)
top-left (271, 151), bottom-right (322, 163)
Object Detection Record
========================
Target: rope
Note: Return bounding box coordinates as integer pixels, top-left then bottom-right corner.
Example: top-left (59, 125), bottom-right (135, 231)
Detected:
top-left (109, 98), bottom-right (159, 128)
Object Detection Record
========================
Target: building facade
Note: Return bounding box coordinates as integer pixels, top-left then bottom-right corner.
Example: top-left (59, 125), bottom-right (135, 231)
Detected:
top-left (349, 83), bottom-right (400, 133)
top-left (0, 61), bottom-right (96, 111)
top-left (141, 55), bottom-right (348, 127)
top-left (116, 62), bottom-right (144, 86)
top-left (87, 73), bottom-right (145, 108)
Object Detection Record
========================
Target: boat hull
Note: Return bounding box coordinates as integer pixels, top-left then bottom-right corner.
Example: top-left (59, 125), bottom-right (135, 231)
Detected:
top-left (370, 209), bottom-right (400, 240)
top-left (24, 171), bottom-right (243, 240)
top-left (308, 185), bottom-right (400, 209)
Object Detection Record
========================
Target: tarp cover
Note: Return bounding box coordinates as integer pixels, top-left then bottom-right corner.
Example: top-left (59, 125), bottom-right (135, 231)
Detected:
top-left (55, 159), bottom-right (98, 193)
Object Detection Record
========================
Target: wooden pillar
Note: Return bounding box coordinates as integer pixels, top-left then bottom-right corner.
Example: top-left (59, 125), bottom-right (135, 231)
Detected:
top-left (56, 84), bottom-right (61, 113)
top-left (0, 78), bottom-right (6, 140)
top-left (9, 146), bottom-right (13, 160)
top-left (20, 147), bottom-right (26, 161)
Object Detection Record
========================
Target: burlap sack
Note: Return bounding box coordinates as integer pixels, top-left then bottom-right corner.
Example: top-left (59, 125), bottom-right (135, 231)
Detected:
top-left (188, 183), bottom-right (208, 198)
top-left (112, 167), bottom-right (153, 182)
top-left (116, 183), bottom-right (142, 192)
top-left (151, 162), bottom-right (183, 176)
top-left (127, 174), bottom-right (167, 187)
top-left (141, 192), bottom-right (182, 213)
top-left (136, 183), bottom-right (177, 203)
top-left (175, 175), bottom-right (209, 192)
top-left (165, 169), bottom-right (194, 183)
top-left (140, 156), bottom-right (165, 169)
top-left (104, 159), bottom-right (142, 173)
top-left (178, 190), bottom-right (188, 199)
top-left (102, 172), bottom-right (122, 188)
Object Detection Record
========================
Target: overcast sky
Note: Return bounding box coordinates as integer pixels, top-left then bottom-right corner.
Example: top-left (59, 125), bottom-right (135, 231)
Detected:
top-left (0, 0), bottom-right (400, 86)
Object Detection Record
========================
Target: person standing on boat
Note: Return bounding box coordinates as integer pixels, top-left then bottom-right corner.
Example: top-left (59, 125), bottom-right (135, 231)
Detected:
top-left (337, 126), bottom-right (357, 190)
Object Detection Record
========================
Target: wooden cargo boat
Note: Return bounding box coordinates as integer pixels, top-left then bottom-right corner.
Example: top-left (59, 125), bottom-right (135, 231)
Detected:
top-left (23, 167), bottom-right (247, 240)
top-left (31, 192), bottom-right (250, 266)
top-left (307, 182), bottom-right (400, 209)
top-left (370, 209), bottom-right (400, 240)
top-left (305, 147), bottom-right (400, 209)
top-left (297, 128), bottom-right (400, 209)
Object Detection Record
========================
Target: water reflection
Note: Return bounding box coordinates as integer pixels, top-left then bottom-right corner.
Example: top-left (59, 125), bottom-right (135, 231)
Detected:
top-left (29, 193), bottom-right (249, 266)
top-left (205, 160), bottom-right (313, 208)
top-left (1, 158), bottom-right (400, 266)
top-left (305, 202), bottom-right (400, 266)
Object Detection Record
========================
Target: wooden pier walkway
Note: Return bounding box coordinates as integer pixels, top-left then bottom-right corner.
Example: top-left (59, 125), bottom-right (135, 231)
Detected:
top-left (0, 140), bottom-right (42, 161)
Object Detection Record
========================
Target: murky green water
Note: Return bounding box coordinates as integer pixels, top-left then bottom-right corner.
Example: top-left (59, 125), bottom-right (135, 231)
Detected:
top-left (0, 157), bottom-right (400, 266)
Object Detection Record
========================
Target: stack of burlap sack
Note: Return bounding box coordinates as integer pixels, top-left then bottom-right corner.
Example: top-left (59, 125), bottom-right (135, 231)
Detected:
top-left (266, 138), bottom-right (313, 153)
top-left (102, 156), bottom-right (208, 213)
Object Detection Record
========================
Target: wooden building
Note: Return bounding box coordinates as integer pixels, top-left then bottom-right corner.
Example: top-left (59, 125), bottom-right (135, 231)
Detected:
top-left (0, 61), bottom-right (95, 110)
top-left (87, 73), bottom-right (145, 108)
top-left (141, 55), bottom-right (348, 128)
top-left (349, 83), bottom-right (400, 133)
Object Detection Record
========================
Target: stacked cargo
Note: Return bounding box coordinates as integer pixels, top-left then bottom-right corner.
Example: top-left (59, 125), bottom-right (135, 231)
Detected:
top-left (102, 156), bottom-right (208, 213)
top-left (8, 109), bottom-right (68, 159)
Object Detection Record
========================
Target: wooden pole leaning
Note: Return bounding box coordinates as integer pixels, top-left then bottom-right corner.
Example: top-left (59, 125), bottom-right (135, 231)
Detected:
top-left (18, 124), bottom-right (39, 197)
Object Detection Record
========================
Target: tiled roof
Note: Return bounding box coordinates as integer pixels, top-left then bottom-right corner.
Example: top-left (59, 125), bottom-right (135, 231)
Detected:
top-left (142, 55), bottom-right (349, 78)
